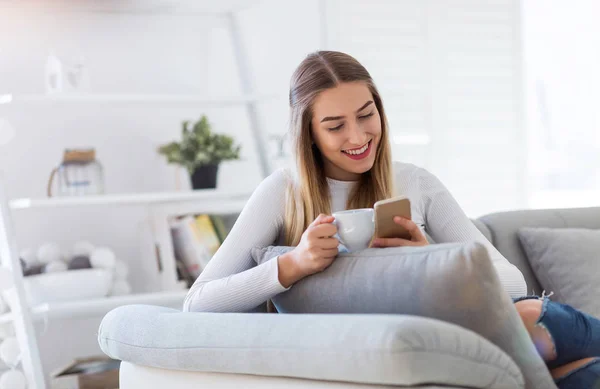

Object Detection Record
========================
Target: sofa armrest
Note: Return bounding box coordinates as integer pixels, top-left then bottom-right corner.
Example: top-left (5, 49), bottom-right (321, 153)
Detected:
top-left (99, 305), bottom-right (523, 389)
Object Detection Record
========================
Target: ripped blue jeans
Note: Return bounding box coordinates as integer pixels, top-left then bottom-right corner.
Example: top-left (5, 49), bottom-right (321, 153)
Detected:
top-left (513, 294), bottom-right (600, 389)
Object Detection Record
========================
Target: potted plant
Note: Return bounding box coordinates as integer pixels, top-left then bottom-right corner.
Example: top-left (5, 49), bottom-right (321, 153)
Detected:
top-left (158, 115), bottom-right (241, 189)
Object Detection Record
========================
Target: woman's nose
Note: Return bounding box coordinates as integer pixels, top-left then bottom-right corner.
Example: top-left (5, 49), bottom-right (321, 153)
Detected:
top-left (347, 121), bottom-right (368, 145)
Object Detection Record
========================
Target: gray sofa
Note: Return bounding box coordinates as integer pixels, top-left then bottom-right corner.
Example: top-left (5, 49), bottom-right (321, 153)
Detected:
top-left (98, 206), bottom-right (600, 389)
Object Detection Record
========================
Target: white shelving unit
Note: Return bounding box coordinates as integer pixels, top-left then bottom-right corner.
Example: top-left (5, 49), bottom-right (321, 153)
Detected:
top-left (0, 290), bottom-right (191, 325)
top-left (0, 1), bottom-right (270, 387)
top-left (9, 189), bottom-right (251, 210)
top-left (0, 183), bottom-right (251, 389)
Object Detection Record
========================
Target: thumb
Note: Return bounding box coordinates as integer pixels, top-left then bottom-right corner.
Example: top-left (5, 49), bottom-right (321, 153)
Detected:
top-left (312, 213), bottom-right (334, 226)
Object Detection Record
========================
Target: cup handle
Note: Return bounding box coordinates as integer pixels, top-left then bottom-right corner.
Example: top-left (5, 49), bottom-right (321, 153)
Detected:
top-left (331, 219), bottom-right (349, 253)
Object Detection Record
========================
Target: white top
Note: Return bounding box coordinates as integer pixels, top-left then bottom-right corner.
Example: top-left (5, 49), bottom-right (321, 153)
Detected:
top-left (183, 162), bottom-right (527, 312)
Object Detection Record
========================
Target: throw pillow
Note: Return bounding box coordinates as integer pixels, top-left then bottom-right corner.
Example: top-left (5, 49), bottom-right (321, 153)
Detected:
top-left (252, 242), bottom-right (557, 389)
top-left (518, 227), bottom-right (600, 317)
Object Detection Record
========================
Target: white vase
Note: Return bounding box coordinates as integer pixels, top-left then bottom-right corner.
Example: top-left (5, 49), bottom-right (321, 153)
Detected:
top-left (45, 51), bottom-right (63, 95)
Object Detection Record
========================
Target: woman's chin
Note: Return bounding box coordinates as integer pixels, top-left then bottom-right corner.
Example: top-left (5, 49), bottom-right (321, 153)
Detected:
top-left (343, 158), bottom-right (375, 175)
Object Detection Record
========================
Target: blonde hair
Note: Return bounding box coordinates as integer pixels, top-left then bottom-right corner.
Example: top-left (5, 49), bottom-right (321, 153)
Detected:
top-left (284, 51), bottom-right (394, 246)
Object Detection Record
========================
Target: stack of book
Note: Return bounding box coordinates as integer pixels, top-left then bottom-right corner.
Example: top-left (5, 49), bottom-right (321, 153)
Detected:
top-left (170, 214), bottom-right (231, 287)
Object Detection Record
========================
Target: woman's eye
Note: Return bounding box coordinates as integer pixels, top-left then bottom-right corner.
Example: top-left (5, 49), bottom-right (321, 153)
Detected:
top-left (328, 124), bottom-right (344, 131)
top-left (359, 112), bottom-right (374, 120)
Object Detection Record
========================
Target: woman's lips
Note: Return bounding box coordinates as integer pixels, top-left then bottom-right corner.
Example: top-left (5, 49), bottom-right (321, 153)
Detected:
top-left (342, 140), bottom-right (372, 160)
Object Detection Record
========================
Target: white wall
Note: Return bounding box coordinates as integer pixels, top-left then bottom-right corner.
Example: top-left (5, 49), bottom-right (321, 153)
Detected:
top-left (0, 0), bottom-right (321, 377)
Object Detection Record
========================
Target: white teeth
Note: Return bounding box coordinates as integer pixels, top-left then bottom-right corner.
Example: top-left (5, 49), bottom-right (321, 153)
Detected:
top-left (343, 141), bottom-right (369, 155)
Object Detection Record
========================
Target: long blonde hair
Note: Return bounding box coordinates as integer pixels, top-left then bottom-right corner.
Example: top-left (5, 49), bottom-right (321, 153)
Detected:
top-left (284, 51), bottom-right (394, 246)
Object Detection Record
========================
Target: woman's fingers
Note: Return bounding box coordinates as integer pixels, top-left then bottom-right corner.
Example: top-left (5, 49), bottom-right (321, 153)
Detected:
top-left (317, 237), bottom-right (340, 250)
top-left (393, 216), bottom-right (426, 242)
top-left (311, 214), bottom-right (334, 226)
top-left (320, 247), bottom-right (339, 257)
top-left (371, 217), bottom-right (428, 247)
top-left (312, 223), bottom-right (337, 238)
top-left (371, 237), bottom-right (416, 247)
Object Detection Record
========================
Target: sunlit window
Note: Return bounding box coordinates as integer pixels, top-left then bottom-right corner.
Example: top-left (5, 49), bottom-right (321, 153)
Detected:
top-left (524, 0), bottom-right (600, 209)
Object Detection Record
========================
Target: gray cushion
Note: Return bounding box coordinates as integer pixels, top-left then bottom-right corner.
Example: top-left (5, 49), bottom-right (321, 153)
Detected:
top-left (472, 219), bottom-right (493, 243)
top-left (99, 304), bottom-right (523, 388)
top-left (518, 227), bottom-right (600, 317)
top-left (477, 207), bottom-right (600, 297)
top-left (252, 242), bottom-right (557, 389)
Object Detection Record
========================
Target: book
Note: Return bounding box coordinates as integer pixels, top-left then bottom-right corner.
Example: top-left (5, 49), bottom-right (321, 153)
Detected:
top-left (173, 250), bottom-right (194, 287)
top-left (194, 214), bottom-right (222, 256)
top-left (170, 216), bottom-right (211, 278)
top-left (209, 214), bottom-right (229, 243)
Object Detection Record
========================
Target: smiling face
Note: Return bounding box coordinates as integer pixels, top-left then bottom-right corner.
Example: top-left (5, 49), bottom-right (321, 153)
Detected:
top-left (310, 81), bottom-right (382, 181)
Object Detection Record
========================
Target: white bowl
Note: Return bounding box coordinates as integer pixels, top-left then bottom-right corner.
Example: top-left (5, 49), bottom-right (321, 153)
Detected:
top-left (5, 269), bottom-right (113, 307)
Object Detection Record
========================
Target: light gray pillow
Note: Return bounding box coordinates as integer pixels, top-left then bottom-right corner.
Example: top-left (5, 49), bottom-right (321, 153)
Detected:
top-left (251, 242), bottom-right (557, 389)
top-left (518, 227), bottom-right (600, 317)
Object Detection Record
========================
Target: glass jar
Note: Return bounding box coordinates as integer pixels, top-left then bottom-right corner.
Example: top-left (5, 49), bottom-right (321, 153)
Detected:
top-left (47, 148), bottom-right (105, 197)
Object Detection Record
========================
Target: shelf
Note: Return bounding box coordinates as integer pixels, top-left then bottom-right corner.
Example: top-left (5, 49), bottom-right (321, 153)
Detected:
top-left (2, 93), bottom-right (281, 106)
top-left (0, 290), bottom-right (188, 324)
top-left (10, 189), bottom-right (252, 210)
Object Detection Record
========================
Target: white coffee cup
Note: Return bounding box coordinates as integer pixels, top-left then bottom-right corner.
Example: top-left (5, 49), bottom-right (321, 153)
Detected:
top-left (332, 208), bottom-right (375, 252)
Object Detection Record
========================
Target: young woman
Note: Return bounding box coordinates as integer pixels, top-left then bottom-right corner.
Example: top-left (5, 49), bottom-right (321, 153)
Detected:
top-left (184, 51), bottom-right (600, 388)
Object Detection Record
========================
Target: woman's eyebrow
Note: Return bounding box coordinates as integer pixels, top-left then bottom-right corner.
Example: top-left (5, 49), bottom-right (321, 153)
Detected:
top-left (355, 100), bottom-right (374, 113)
top-left (320, 100), bottom-right (374, 123)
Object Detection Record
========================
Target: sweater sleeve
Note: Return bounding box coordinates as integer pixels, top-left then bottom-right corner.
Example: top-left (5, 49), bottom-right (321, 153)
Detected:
top-left (416, 167), bottom-right (528, 298)
top-left (183, 168), bottom-right (291, 312)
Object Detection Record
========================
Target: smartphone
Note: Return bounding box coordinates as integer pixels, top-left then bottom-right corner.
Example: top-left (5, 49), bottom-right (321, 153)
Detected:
top-left (373, 196), bottom-right (412, 240)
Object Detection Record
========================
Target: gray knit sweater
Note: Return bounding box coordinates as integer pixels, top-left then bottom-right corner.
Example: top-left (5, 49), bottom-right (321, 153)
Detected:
top-left (183, 161), bottom-right (527, 312)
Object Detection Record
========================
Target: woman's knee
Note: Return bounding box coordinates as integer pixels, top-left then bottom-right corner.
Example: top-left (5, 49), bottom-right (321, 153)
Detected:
top-left (515, 299), bottom-right (543, 328)
top-left (515, 299), bottom-right (557, 362)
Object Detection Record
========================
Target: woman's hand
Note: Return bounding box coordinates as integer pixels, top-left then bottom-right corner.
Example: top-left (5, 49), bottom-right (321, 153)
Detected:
top-left (278, 214), bottom-right (339, 287)
top-left (371, 216), bottom-right (429, 248)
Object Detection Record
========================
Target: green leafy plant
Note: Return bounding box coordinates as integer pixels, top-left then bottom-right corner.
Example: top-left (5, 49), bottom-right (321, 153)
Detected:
top-left (158, 115), bottom-right (242, 174)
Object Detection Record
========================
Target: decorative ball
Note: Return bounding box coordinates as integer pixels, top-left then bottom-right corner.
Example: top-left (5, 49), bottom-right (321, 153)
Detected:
top-left (110, 280), bottom-right (131, 296)
top-left (90, 248), bottom-right (116, 269)
top-left (68, 256), bottom-right (92, 270)
top-left (72, 241), bottom-right (95, 257)
top-left (44, 261), bottom-right (67, 273)
top-left (113, 260), bottom-right (129, 281)
top-left (19, 248), bottom-right (38, 268)
top-left (0, 337), bottom-right (20, 367)
top-left (36, 242), bottom-right (61, 265)
top-left (0, 267), bottom-right (13, 292)
top-left (23, 264), bottom-right (44, 277)
top-left (0, 369), bottom-right (26, 389)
